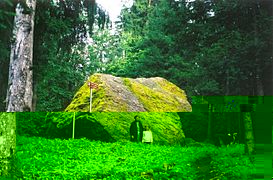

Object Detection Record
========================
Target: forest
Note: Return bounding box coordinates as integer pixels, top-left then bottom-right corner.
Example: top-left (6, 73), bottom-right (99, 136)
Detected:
top-left (0, 0), bottom-right (272, 111)
top-left (0, 0), bottom-right (272, 179)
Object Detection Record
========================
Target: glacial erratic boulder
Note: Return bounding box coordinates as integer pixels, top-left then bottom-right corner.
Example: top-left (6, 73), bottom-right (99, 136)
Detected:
top-left (49, 112), bottom-right (186, 145)
top-left (65, 73), bottom-right (192, 112)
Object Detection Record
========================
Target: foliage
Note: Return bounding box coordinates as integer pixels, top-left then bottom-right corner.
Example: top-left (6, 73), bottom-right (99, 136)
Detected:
top-left (15, 136), bottom-right (255, 179)
top-left (0, 0), bottom-right (14, 111)
top-left (35, 45), bottom-right (89, 111)
top-left (0, 0), bottom-right (111, 111)
top-left (16, 112), bottom-right (61, 139)
top-left (1, 0), bottom-right (272, 110)
top-left (32, 0), bottom-right (109, 111)
top-left (179, 112), bottom-right (208, 142)
top-left (87, 29), bottom-right (123, 73)
top-left (182, 96), bottom-right (250, 145)
top-left (105, 0), bottom-right (273, 98)
top-left (0, 0), bottom-right (14, 30)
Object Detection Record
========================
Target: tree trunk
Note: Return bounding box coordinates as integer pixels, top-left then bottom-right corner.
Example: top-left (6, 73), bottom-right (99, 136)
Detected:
top-left (253, 1), bottom-right (264, 96)
top-left (6, 0), bottom-right (36, 112)
top-left (269, 62), bottom-right (273, 96)
top-left (243, 111), bottom-right (255, 155)
top-left (0, 113), bottom-right (16, 177)
top-left (225, 69), bottom-right (230, 96)
top-left (256, 75), bottom-right (264, 96)
top-left (32, 83), bottom-right (37, 111)
top-left (207, 104), bottom-right (212, 142)
top-left (148, 0), bottom-right (152, 7)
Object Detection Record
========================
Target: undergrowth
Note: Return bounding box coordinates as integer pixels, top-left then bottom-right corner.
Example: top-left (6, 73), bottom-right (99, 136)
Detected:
top-left (15, 136), bottom-right (255, 179)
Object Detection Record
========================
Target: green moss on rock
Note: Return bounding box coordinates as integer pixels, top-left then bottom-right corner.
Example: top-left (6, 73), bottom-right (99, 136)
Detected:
top-left (49, 112), bottom-right (186, 145)
top-left (65, 74), bottom-right (128, 112)
top-left (122, 77), bottom-right (191, 112)
top-left (65, 73), bottom-right (191, 112)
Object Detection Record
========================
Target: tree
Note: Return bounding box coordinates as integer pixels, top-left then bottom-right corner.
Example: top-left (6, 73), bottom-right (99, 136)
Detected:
top-left (115, 0), bottom-right (272, 97)
top-left (0, 113), bottom-right (16, 177)
top-left (32, 0), bottom-right (109, 111)
top-left (0, 0), bottom-right (109, 111)
top-left (6, 0), bottom-right (36, 111)
top-left (242, 110), bottom-right (255, 155)
top-left (222, 96), bottom-right (254, 153)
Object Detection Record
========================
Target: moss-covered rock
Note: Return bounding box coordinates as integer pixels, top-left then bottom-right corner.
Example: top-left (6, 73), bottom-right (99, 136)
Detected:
top-left (65, 73), bottom-right (192, 112)
top-left (49, 112), bottom-right (185, 145)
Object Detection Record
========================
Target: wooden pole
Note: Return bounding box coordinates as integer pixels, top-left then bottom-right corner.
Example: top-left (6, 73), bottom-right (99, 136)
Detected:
top-left (72, 112), bottom-right (75, 139)
top-left (90, 88), bottom-right (93, 112)
top-left (87, 81), bottom-right (98, 112)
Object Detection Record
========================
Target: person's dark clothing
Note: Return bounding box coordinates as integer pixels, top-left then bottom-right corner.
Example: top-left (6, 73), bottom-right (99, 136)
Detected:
top-left (130, 120), bottom-right (143, 142)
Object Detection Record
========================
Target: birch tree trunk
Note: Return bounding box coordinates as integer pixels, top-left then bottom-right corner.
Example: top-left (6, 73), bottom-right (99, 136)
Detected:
top-left (0, 113), bottom-right (16, 177)
top-left (6, 0), bottom-right (36, 112)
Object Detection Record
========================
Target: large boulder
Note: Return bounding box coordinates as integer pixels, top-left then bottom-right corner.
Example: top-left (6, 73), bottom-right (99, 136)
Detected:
top-left (48, 112), bottom-right (185, 145)
top-left (65, 73), bottom-right (192, 112)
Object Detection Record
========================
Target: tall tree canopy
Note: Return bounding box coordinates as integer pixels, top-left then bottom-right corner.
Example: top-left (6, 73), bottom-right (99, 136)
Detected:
top-left (0, 0), bottom-right (109, 111)
top-left (105, 0), bottom-right (273, 99)
top-left (0, 0), bottom-right (272, 111)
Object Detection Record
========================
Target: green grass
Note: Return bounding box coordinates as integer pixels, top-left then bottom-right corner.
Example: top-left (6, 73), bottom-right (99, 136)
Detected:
top-left (15, 136), bottom-right (255, 180)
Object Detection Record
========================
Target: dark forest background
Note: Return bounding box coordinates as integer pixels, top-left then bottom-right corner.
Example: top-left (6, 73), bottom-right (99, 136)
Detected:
top-left (0, 0), bottom-right (272, 111)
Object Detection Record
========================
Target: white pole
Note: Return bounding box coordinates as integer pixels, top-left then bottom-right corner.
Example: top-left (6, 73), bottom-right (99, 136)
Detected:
top-left (90, 88), bottom-right (93, 112)
top-left (72, 112), bottom-right (75, 139)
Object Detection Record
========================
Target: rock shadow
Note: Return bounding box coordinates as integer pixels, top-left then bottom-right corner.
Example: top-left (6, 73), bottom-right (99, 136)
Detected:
top-left (62, 118), bottom-right (116, 143)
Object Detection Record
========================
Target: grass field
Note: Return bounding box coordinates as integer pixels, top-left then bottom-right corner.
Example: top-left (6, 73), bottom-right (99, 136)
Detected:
top-left (14, 136), bottom-right (255, 180)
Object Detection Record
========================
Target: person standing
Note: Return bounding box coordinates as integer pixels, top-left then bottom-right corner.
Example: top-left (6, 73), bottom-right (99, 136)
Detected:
top-left (142, 125), bottom-right (153, 144)
top-left (130, 115), bottom-right (144, 143)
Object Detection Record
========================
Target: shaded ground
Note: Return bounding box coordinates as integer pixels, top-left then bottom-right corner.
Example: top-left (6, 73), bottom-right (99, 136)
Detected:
top-left (193, 155), bottom-right (226, 180)
top-left (194, 156), bottom-right (214, 179)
